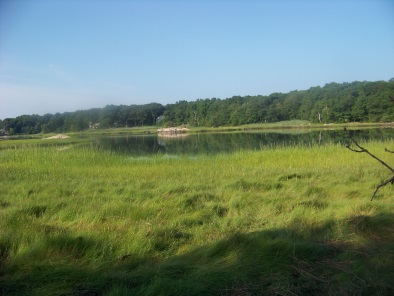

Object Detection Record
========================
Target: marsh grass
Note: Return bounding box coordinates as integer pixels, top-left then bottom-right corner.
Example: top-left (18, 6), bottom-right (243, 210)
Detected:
top-left (0, 138), bottom-right (393, 295)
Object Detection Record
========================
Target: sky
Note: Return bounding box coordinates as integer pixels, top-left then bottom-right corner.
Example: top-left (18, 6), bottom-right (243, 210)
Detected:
top-left (0, 0), bottom-right (393, 119)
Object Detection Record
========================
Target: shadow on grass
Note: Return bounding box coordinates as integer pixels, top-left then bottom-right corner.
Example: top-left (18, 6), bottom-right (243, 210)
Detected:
top-left (0, 213), bottom-right (393, 296)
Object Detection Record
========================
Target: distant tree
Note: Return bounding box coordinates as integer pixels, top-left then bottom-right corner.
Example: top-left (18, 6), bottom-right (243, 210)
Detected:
top-left (46, 113), bottom-right (64, 133)
top-left (4, 80), bottom-right (394, 134)
top-left (351, 96), bottom-right (368, 122)
top-left (2, 118), bottom-right (15, 134)
top-left (146, 103), bottom-right (165, 125)
top-left (100, 105), bottom-right (120, 128)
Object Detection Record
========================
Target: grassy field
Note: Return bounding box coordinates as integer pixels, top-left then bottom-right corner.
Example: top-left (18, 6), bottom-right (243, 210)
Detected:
top-left (0, 137), bottom-right (393, 295)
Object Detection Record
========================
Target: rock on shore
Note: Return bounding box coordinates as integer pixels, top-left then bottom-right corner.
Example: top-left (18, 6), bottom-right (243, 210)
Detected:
top-left (157, 127), bottom-right (190, 134)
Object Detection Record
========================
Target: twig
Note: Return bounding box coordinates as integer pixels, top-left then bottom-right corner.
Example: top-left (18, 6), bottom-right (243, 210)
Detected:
top-left (344, 128), bottom-right (394, 200)
top-left (385, 148), bottom-right (394, 153)
top-left (371, 176), bottom-right (394, 200)
top-left (345, 129), bottom-right (394, 174)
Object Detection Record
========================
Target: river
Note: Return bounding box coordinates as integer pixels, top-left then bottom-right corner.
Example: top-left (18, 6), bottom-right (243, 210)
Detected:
top-left (81, 127), bottom-right (394, 156)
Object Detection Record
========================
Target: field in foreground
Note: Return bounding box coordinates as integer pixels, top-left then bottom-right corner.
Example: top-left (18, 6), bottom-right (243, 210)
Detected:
top-left (0, 138), bottom-right (393, 295)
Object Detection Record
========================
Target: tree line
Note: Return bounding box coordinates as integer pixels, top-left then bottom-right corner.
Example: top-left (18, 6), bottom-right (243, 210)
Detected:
top-left (163, 80), bottom-right (394, 127)
top-left (1, 80), bottom-right (393, 135)
top-left (0, 103), bottom-right (165, 135)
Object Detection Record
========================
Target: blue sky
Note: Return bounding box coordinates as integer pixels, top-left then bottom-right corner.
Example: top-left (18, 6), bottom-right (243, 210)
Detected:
top-left (0, 0), bottom-right (393, 119)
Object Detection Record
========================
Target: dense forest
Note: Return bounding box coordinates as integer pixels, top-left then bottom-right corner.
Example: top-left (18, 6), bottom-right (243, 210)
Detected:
top-left (1, 80), bottom-right (394, 135)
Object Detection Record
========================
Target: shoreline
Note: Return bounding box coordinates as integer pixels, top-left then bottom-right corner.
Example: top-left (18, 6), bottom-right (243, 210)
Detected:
top-left (1, 121), bottom-right (393, 139)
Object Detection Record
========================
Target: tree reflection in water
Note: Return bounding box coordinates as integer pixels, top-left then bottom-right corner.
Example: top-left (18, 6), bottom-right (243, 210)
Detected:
top-left (86, 128), bottom-right (394, 156)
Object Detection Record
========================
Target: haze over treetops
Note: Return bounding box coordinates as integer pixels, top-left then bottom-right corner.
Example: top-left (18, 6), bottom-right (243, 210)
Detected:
top-left (1, 1), bottom-right (393, 119)
top-left (1, 79), bottom-right (393, 135)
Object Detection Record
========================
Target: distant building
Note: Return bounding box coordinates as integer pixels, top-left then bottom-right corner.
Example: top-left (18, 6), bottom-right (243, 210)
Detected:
top-left (89, 122), bottom-right (100, 129)
top-left (0, 129), bottom-right (8, 136)
top-left (157, 115), bottom-right (165, 123)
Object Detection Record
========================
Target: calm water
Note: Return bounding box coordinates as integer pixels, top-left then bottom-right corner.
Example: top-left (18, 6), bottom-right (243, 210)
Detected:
top-left (85, 128), bottom-right (394, 156)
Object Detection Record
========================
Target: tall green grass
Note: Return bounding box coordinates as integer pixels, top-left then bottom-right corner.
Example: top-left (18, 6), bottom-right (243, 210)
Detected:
top-left (0, 138), bottom-right (393, 295)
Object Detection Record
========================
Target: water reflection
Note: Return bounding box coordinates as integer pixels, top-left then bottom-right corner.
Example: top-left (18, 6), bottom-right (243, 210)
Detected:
top-left (87, 128), bottom-right (394, 156)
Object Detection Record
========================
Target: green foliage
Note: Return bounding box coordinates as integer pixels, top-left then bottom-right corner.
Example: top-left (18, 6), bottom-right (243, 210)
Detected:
top-left (2, 80), bottom-right (394, 135)
top-left (163, 80), bottom-right (394, 126)
top-left (0, 103), bottom-right (166, 135)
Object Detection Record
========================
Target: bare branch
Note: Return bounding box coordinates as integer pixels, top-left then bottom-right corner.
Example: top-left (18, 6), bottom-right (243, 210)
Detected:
top-left (345, 144), bottom-right (364, 153)
top-left (371, 176), bottom-right (394, 201)
top-left (344, 128), bottom-right (394, 200)
top-left (385, 148), bottom-right (394, 153)
top-left (344, 128), bottom-right (394, 174)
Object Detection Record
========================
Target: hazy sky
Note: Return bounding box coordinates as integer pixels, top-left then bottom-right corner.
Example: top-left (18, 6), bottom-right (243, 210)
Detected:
top-left (0, 0), bottom-right (393, 119)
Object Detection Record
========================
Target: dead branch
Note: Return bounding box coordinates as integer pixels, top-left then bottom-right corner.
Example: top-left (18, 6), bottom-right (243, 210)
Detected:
top-left (344, 128), bottom-right (394, 200)
top-left (385, 148), bottom-right (394, 153)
